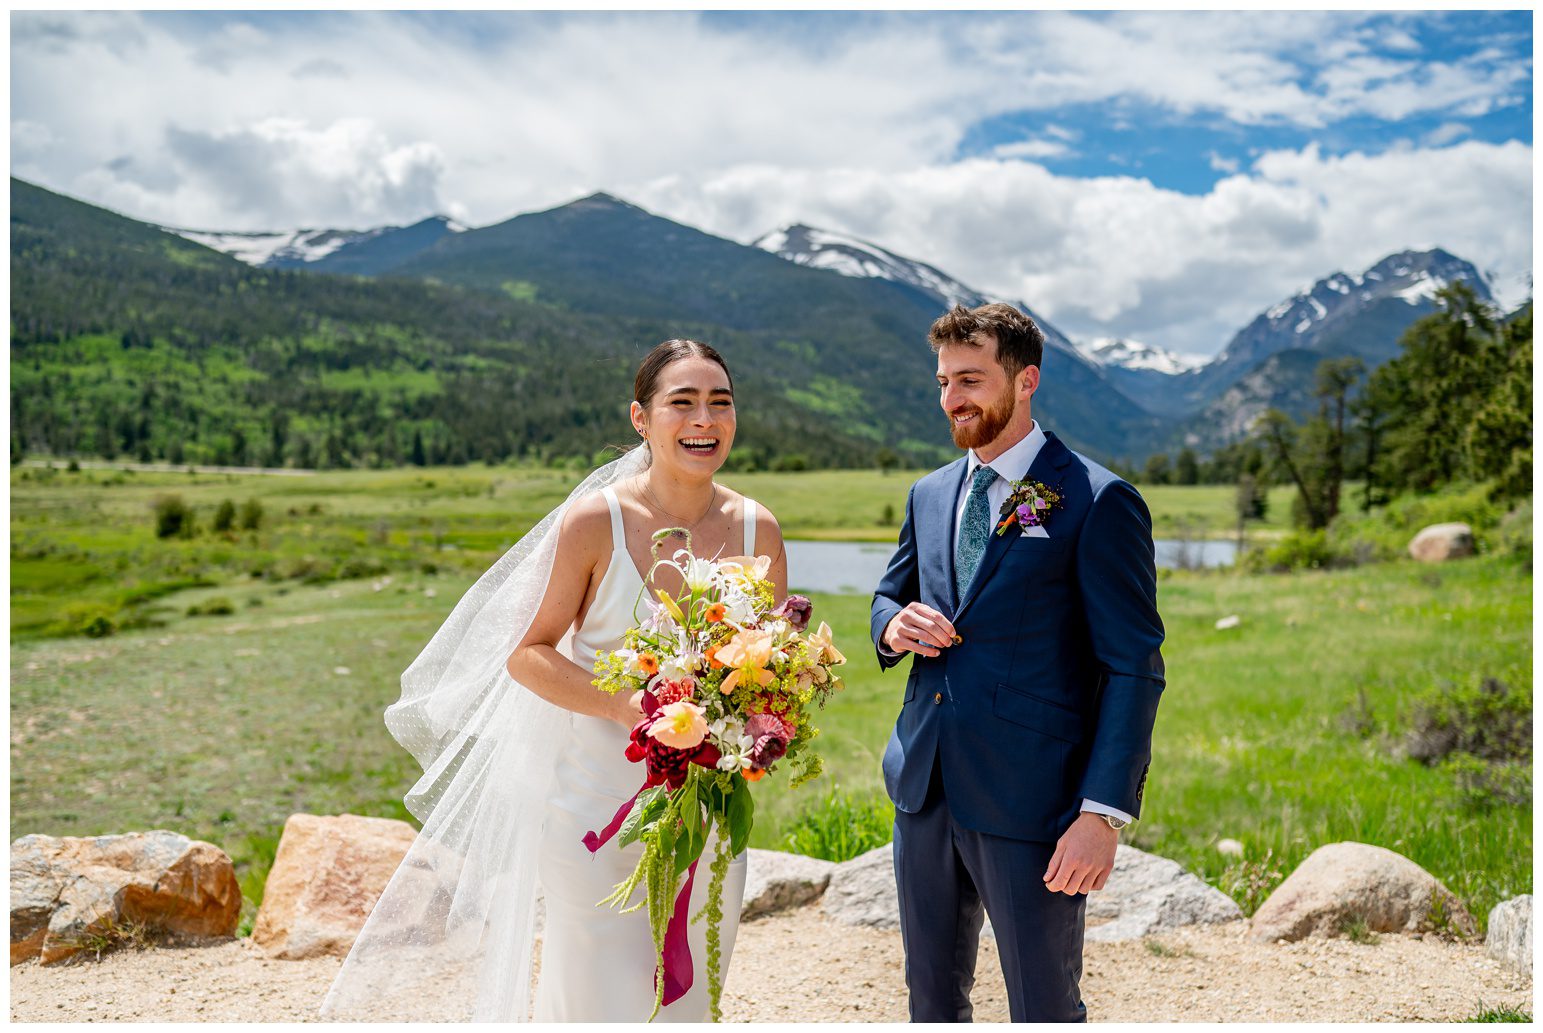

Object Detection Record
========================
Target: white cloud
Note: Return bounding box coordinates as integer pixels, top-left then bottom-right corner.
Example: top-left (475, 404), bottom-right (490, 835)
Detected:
top-left (1207, 151), bottom-right (1240, 174)
top-left (7, 10), bottom-right (1531, 353)
top-left (629, 140), bottom-right (1533, 355)
top-left (990, 139), bottom-right (1072, 161)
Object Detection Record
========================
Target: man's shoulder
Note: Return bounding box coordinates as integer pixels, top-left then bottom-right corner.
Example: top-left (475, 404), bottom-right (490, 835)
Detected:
top-left (913, 456), bottom-right (968, 495)
top-left (1057, 442), bottom-right (1141, 504)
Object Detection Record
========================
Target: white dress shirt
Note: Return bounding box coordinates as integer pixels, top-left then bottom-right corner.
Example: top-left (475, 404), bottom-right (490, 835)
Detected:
top-left (897, 421), bottom-right (1135, 827)
top-left (956, 420), bottom-right (1048, 542)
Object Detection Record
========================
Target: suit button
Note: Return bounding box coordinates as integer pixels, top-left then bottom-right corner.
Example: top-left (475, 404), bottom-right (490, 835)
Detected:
top-left (933, 693), bottom-right (943, 704)
top-left (950, 634), bottom-right (963, 645)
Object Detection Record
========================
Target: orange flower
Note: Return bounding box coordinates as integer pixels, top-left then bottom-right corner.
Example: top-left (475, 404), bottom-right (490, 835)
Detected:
top-left (705, 645), bottom-right (724, 669)
top-left (704, 602), bottom-right (727, 623)
top-left (742, 768), bottom-right (766, 783)
top-left (637, 654), bottom-right (659, 677)
top-left (716, 629), bottom-right (777, 695)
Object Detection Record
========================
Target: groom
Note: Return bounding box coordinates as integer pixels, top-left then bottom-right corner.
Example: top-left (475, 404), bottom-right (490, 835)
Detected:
top-left (871, 303), bottom-right (1165, 1022)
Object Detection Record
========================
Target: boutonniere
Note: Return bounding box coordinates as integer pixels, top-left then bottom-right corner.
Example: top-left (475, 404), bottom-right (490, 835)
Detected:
top-left (994, 479), bottom-right (1062, 536)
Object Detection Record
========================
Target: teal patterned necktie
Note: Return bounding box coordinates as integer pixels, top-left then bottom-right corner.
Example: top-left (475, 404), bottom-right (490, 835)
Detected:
top-left (955, 464), bottom-right (999, 598)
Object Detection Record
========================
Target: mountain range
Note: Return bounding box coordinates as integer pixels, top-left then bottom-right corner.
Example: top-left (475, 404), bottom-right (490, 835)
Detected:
top-left (10, 175), bottom-right (1505, 470)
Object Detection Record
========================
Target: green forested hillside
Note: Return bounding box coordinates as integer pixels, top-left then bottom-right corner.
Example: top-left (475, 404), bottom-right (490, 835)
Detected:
top-left (9, 179), bottom-right (945, 470)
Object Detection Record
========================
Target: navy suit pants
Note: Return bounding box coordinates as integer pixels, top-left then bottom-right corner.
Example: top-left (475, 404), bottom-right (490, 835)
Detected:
top-left (892, 758), bottom-right (1087, 1022)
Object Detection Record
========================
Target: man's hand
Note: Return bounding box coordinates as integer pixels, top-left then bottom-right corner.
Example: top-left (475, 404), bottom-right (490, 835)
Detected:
top-left (1043, 812), bottom-right (1118, 895)
top-left (882, 603), bottom-right (956, 658)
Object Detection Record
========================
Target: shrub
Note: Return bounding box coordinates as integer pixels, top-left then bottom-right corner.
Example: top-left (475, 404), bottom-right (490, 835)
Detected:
top-left (1248, 530), bottom-right (1344, 572)
top-left (152, 494), bottom-right (194, 539)
top-left (779, 786), bottom-right (893, 862)
top-left (237, 498), bottom-right (264, 531)
top-left (1495, 500), bottom-right (1531, 563)
top-left (213, 499), bottom-right (237, 533)
top-left (1403, 677), bottom-right (1531, 767)
top-left (59, 602), bottom-right (118, 638)
top-left (186, 597), bottom-right (236, 617)
top-left (1217, 848), bottom-right (1286, 916)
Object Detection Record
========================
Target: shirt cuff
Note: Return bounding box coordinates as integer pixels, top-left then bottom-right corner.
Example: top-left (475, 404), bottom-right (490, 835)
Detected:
top-left (1080, 799), bottom-right (1135, 825)
top-left (878, 642), bottom-right (902, 658)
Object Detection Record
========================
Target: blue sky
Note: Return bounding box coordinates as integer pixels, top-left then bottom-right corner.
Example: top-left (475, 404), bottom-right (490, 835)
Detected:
top-left (10, 9), bottom-right (1534, 355)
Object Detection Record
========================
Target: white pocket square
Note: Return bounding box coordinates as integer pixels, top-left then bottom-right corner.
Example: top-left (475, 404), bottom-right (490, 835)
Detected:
top-left (1019, 525), bottom-right (1049, 538)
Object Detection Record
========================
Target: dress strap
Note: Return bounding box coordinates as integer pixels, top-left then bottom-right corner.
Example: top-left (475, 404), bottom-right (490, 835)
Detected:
top-left (600, 486), bottom-right (627, 551)
top-left (743, 497), bottom-right (757, 555)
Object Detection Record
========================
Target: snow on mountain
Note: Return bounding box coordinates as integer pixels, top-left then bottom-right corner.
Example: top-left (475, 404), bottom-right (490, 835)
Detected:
top-left (1223, 249), bottom-right (1488, 365)
top-left (167, 226), bottom-right (377, 266)
top-left (166, 215), bottom-right (465, 268)
top-left (752, 224), bottom-right (990, 310)
top-left (1075, 337), bottom-right (1206, 375)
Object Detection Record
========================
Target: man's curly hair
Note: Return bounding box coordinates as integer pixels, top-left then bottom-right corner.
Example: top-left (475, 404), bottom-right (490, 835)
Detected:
top-left (927, 302), bottom-right (1045, 379)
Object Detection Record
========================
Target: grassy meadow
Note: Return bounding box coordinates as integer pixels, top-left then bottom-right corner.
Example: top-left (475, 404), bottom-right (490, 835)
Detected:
top-left (9, 461), bottom-right (1530, 934)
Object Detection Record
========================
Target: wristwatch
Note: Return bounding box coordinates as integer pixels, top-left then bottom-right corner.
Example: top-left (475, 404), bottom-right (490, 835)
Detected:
top-left (1098, 814), bottom-right (1129, 831)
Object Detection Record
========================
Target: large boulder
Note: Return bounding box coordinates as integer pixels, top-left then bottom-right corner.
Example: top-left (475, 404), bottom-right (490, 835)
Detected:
top-left (742, 849), bottom-right (836, 920)
top-left (1085, 844), bottom-right (1244, 941)
top-left (821, 842), bottom-right (899, 929)
top-left (252, 813), bottom-right (418, 960)
top-left (1408, 523), bottom-right (1476, 563)
top-left (11, 830), bottom-right (241, 965)
top-left (1486, 895), bottom-right (1532, 971)
top-left (1250, 842), bottom-right (1478, 942)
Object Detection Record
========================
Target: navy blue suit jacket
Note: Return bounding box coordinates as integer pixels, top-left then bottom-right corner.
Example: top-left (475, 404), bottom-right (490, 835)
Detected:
top-left (871, 431), bottom-right (1166, 843)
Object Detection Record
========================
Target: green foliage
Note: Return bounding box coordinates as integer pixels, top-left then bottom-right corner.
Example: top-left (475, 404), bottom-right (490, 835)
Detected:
top-left (186, 597), bottom-right (236, 617)
top-left (1466, 1005), bottom-right (1533, 1023)
top-left (213, 499), bottom-right (237, 533)
top-left (1216, 848), bottom-right (1287, 917)
top-left (1328, 481), bottom-right (1504, 562)
top-left (152, 494), bottom-right (193, 539)
top-left (1402, 675), bottom-right (1530, 768)
top-left (1142, 453), bottom-right (1171, 485)
top-left (778, 786), bottom-right (894, 862)
top-left (1246, 529), bottom-right (1342, 572)
top-left (1366, 287), bottom-right (1531, 502)
top-left (1336, 912), bottom-right (1381, 944)
top-left (237, 498), bottom-right (264, 531)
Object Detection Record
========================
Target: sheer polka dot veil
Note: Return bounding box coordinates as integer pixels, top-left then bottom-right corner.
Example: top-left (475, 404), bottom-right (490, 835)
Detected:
top-left (320, 446), bottom-right (650, 1022)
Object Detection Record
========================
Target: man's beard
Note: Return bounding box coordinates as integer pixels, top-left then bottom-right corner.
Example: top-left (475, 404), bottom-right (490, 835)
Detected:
top-left (948, 383), bottom-right (1017, 450)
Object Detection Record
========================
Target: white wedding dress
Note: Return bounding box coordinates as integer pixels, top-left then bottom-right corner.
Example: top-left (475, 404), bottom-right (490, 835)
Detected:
top-left (531, 485), bottom-right (750, 1021)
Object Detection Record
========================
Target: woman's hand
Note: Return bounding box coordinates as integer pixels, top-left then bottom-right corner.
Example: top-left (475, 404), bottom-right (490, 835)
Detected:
top-left (615, 689), bottom-right (646, 729)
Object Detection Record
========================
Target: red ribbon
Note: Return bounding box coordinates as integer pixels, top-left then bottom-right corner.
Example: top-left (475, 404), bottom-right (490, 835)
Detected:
top-left (582, 788), bottom-right (643, 853)
top-left (658, 858), bottom-right (700, 1006)
top-left (584, 793), bottom-right (703, 1009)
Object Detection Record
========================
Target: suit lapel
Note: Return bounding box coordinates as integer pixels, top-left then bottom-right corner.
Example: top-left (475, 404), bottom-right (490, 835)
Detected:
top-left (954, 432), bottom-right (1072, 622)
top-left (921, 457), bottom-right (968, 615)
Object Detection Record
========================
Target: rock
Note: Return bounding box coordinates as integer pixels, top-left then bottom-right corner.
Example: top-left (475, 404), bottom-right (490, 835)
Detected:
top-left (1249, 841), bottom-right (1478, 942)
top-left (251, 813), bottom-right (418, 960)
top-left (742, 849), bottom-right (836, 920)
top-left (1214, 615), bottom-right (1242, 630)
top-left (1216, 839), bottom-right (1245, 857)
top-left (1085, 844), bottom-right (1243, 942)
top-left (10, 830), bottom-right (241, 965)
top-left (1408, 523), bottom-right (1475, 563)
top-left (1485, 895), bottom-right (1532, 971)
top-left (822, 842), bottom-right (898, 929)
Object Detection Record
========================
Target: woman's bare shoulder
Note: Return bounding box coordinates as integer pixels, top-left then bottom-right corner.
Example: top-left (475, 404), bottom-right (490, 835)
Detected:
top-left (556, 491), bottom-right (614, 556)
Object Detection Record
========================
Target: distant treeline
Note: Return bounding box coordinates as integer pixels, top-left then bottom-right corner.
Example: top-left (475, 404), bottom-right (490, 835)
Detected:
top-left (8, 180), bottom-right (938, 473)
top-left (1132, 284), bottom-right (1532, 529)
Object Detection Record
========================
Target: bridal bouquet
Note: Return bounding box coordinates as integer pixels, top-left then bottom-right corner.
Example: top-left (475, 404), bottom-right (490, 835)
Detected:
top-left (586, 530), bottom-right (846, 1020)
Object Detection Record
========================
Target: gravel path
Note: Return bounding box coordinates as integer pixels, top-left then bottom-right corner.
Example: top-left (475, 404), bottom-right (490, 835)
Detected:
top-left (9, 910), bottom-right (1530, 1023)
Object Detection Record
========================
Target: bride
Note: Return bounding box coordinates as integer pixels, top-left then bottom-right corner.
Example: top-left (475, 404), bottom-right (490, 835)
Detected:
top-left (321, 339), bottom-right (786, 1022)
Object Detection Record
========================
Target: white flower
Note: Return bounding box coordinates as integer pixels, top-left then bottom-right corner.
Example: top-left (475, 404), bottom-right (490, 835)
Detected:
top-left (673, 551), bottom-right (718, 593)
top-left (640, 598), bottom-right (676, 634)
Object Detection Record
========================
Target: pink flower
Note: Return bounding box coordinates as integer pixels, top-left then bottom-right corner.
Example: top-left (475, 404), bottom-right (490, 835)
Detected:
top-left (771, 594), bottom-right (813, 631)
top-left (744, 712), bottom-right (791, 771)
top-left (647, 700), bottom-right (708, 749)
